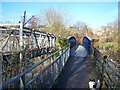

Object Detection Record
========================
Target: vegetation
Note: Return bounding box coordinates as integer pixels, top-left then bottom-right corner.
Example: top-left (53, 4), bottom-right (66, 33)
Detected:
top-left (1, 5), bottom-right (119, 89)
top-left (28, 7), bottom-right (119, 63)
top-left (97, 20), bottom-right (119, 63)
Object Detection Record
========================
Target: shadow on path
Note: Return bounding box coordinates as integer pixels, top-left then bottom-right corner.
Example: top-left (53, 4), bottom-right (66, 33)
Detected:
top-left (52, 45), bottom-right (97, 88)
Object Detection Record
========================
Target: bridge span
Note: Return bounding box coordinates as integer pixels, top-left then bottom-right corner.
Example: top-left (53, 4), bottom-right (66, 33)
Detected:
top-left (0, 24), bottom-right (120, 90)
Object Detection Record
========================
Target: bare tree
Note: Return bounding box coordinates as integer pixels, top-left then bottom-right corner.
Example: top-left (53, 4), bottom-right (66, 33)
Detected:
top-left (75, 21), bottom-right (86, 30)
top-left (28, 15), bottom-right (40, 29)
top-left (100, 19), bottom-right (119, 62)
top-left (74, 21), bottom-right (89, 36)
top-left (40, 8), bottom-right (66, 35)
top-left (102, 19), bottom-right (118, 42)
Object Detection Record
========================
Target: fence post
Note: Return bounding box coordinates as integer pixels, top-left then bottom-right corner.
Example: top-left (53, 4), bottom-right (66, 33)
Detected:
top-left (0, 53), bottom-right (2, 89)
top-left (19, 23), bottom-right (25, 89)
top-left (101, 55), bottom-right (107, 88)
top-left (51, 55), bottom-right (54, 80)
top-left (61, 48), bottom-right (64, 67)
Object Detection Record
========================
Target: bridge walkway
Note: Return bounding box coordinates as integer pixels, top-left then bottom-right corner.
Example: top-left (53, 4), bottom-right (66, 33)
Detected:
top-left (52, 47), bottom-right (98, 88)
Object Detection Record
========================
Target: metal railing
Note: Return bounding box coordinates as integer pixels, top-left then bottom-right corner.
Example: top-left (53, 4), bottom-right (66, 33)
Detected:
top-left (2, 44), bottom-right (70, 89)
top-left (1, 46), bottom-right (55, 84)
top-left (0, 24), bottom-right (56, 53)
top-left (0, 24), bottom-right (57, 85)
top-left (91, 46), bottom-right (120, 90)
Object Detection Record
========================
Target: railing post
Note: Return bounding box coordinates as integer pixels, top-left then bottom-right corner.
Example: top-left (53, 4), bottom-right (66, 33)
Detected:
top-left (61, 48), bottom-right (64, 67)
top-left (19, 23), bottom-right (25, 89)
top-left (51, 55), bottom-right (54, 80)
top-left (0, 53), bottom-right (2, 89)
top-left (101, 55), bottom-right (107, 88)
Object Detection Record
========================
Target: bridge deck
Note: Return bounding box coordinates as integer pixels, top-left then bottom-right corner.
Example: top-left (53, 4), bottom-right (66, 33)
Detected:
top-left (52, 53), bottom-right (97, 88)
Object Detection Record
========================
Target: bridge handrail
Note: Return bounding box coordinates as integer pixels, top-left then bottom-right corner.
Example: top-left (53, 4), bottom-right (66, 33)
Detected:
top-left (90, 45), bottom-right (120, 89)
top-left (25, 47), bottom-right (69, 87)
top-left (2, 44), bottom-right (70, 89)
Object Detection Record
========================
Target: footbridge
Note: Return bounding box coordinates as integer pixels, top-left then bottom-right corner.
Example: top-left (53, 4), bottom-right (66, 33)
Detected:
top-left (0, 24), bottom-right (120, 90)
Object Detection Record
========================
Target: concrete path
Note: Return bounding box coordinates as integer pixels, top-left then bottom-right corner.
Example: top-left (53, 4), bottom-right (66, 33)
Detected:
top-left (52, 45), bottom-right (97, 88)
top-left (70, 45), bottom-right (88, 57)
